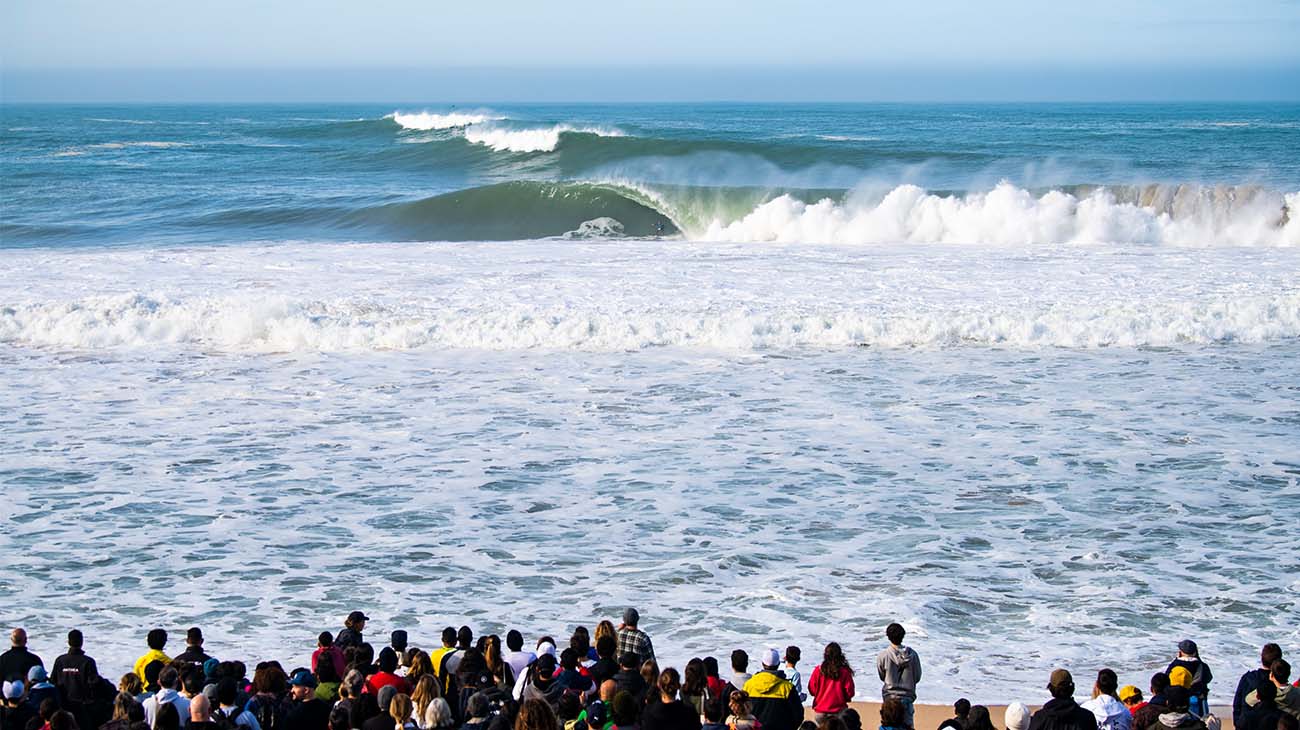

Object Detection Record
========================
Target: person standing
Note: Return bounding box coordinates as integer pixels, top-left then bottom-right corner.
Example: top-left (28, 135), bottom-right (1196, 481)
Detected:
top-left (1237, 645), bottom-right (1284, 727)
top-left (134, 630), bottom-right (172, 684)
top-left (615, 610), bottom-right (655, 666)
top-left (283, 671), bottom-right (329, 730)
top-left (809, 643), bottom-right (856, 723)
top-left (335, 613), bottom-right (367, 652)
top-left (0, 630), bottom-right (43, 684)
top-left (175, 630), bottom-right (211, 666)
top-left (742, 649), bottom-right (804, 730)
top-left (876, 623), bottom-right (921, 729)
top-left (1028, 670), bottom-right (1101, 730)
top-left (1166, 641), bottom-right (1212, 718)
top-left (1081, 669), bottom-right (1132, 730)
top-left (52, 630), bottom-right (99, 729)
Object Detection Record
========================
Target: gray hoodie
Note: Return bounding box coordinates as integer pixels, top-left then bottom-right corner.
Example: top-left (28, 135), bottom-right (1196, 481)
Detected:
top-left (876, 644), bottom-right (922, 700)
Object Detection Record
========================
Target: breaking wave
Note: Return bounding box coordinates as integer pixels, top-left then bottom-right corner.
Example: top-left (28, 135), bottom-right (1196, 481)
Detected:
top-left (388, 111), bottom-right (504, 130)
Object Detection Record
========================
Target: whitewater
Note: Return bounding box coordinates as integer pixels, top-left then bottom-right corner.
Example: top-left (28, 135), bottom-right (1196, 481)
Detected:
top-left (2, 102), bottom-right (1299, 703)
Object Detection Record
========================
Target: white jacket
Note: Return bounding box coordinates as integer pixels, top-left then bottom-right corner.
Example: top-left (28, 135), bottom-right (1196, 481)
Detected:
top-left (143, 689), bottom-right (191, 728)
top-left (1082, 694), bottom-right (1133, 730)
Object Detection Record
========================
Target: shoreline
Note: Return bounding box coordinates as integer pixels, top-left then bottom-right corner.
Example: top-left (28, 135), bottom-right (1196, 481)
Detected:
top-left (813, 702), bottom-right (1236, 730)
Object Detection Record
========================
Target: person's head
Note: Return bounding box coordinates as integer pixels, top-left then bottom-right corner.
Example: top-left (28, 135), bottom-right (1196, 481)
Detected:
top-left (593, 635), bottom-right (614, 661)
top-left (536, 636), bottom-right (556, 654)
top-left (388, 693), bottom-right (411, 725)
top-left (289, 669), bottom-right (318, 700)
top-left (120, 673), bottom-right (143, 696)
top-left (112, 693), bottom-right (139, 721)
top-left (1263, 644), bottom-right (1284, 669)
top-left (820, 642), bottom-right (849, 680)
top-left (618, 652), bottom-right (639, 671)
top-left (818, 719), bottom-right (848, 730)
top-left (40, 698), bottom-right (59, 722)
top-left (1048, 669), bottom-right (1075, 700)
top-left (843, 708), bottom-right (862, 730)
top-left (1256, 680), bottom-right (1278, 707)
top-left (411, 674), bottom-right (441, 709)
top-left (315, 651), bottom-right (341, 684)
top-left (67, 629), bottom-right (84, 649)
top-left (515, 698), bottom-right (558, 730)
top-left (1094, 669), bottom-right (1119, 699)
top-left (886, 623), bottom-right (905, 646)
top-left (600, 679), bottom-right (616, 703)
top-left (378, 647), bottom-right (399, 674)
top-left (1119, 686), bottom-right (1143, 708)
top-left (728, 690), bottom-right (752, 718)
top-left (1177, 640), bottom-right (1199, 659)
top-left (657, 667), bottom-right (681, 702)
top-left (147, 629), bottom-right (168, 651)
top-left (703, 656), bottom-right (720, 679)
top-left (1005, 703), bottom-right (1031, 730)
top-left (1168, 666), bottom-right (1193, 689)
top-left (585, 701), bottom-right (607, 729)
top-left (595, 620), bottom-right (617, 645)
top-left (389, 631), bottom-right (407, 653)
top-left (341, 670), bottom-right (364, 701)
top-left (1272, 659), bottom-right (1292, 687)
top-left (318, 631), bottom-right (334, 649)
top-left (456, 626), bottom-right (473, 649)
top-left (217, 678), bottom-right (239, 708)
top-left (622, 608), bottom-right (640, 628)
top-left (328, 706), bottom-right (349, 730)
top-left (761, 648), bottom-right (781, 671)
top-left (465, 693), bottom-right (489, 720)
top-left (731, 649), bottom-right (748, 674)
top-left (376, 685), bottom-right (397, 714)
top-left (785, 646), bottom-right (801, 666)
top-left (49, 710), bottom-right (78, 730)
top-left (1165, 687), bottom-right (1191, 712)
top-left (534, 653), bottom-right (557, 682)
top-left (560, 648), bottom-right (579, 672)
top-left (1150, 672), bottom-right (1170, 697)
top-left (252, 664), bottom-right (288, 696)
top-left (611, 691), bottom-right (639, 725)
top-left (10, 629), bottom-right (27, 648)
top-left (190, 694), bottom-right (211, 723)
top-left (703, 698), bottom-right (725, 724)
top-left (29, 666), bottom-right (49, 685)
top-left (683, 658), bottom-right (705, 695)
top-left (557, 692), bottom-right (581, 721)
top-left (2, 680), bottom-right (24, 705)
top-left (159, 667), bottom-right (180, 691)
top-left (182, 668), bottom-right (205, 696)
top-left (967, 706), bottom-right (994, 730)
top-left (570, 627), bottom-right (591, 655)
top-left (440, 627), bottom-right (456, 649)
top-left (640, 659), bottom-right (659, 688)
top-left (155, 702), bottom-right (181, 730)
top-left (954, 699), bottom-right (971, 718)
top-left (1277, 715), bottom-right (1298, 730)
top-left (186, 628), bottom-right (203, 648)
top-left (406, 652), bottom-right (432, 684)
top-left (143, 661), bottom-right (164, 692)
top-left (880, 698), bottom-right (907, 728)
top-left (345, 611), bottom-right (368, 632)
top-left (505, 630), bottom-right (524, 652)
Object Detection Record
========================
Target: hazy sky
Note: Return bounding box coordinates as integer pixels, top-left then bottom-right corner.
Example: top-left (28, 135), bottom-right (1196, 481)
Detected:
top-left (3, 0), bottom-right (1299, 101)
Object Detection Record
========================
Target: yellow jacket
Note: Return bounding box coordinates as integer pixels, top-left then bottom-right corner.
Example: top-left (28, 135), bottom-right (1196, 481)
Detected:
top-left (134, 649), bottom-right (172, 683)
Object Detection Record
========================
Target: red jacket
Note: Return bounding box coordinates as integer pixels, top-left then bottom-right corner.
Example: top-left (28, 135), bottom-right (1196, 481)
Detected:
top-left (364, 671), bottom-right (411, 695)
top-left (312, 647), bottom-right (346, 680)
top-left (808, 666), bottom-right (856, 714)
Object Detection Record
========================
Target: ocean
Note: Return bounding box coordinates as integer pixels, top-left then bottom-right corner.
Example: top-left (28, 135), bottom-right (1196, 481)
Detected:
top-left (1, 102), bottom-right (1298, 703)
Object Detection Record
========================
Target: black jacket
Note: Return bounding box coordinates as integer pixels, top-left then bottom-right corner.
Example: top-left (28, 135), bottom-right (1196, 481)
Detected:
top-left (1, 703), bottom-right (37, 730)
top-left (174, 648), bottom-right (212, 665)
top-left (360, 713), bottom-right (391, 730)
top-left (0, 648), bottom-right (43, 684)
top-left (1028, 697), bottom-right (1100, 730)
top-left (284, 699), bottom-right (330, 730)
top-left (641, 699), bottom-right (702, 730)
top-left (1234, 669), bottom-right (1270, 726)
top-left (587, 659), bottom-right (618, 688)
top-left (612, 670), bottom-right (647, 706)
top-left (1166, 659), bottom-right (1213, 699)
top-left (52, 649), bottom-right (100, 705)
top-left (1240, 703), bottom-right (1281, 730)
top-left (334, 629), bottom-right (363, 651)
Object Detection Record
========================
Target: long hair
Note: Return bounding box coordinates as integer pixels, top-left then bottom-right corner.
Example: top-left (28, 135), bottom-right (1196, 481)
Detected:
top-left (514, 698), bottom-right (559, 730)
top-left (682, 658), bottom-right (706, 697)
top-left (389, 694), bottom-right (412, 726)
top-left (111, 693), bottom-right (138, 722)
top-left (657, 667), bottom-right (681, 703)
top-left (406, 652), bottom-right (433, 687)
top-left (594, 621), bottom-right (616, 646)
top-left (820, 643), bottom-right (851, 681)
top-left (411, 675), bottom-right (440, 718)
top-left (569, 627), bottom-right (591, 657)
top-left (483, 636), bottom-right (505, 677)
top-left (119, 673), bottom-right (142, 697)
top-left (728, 691), bottom-right (752, 718)
top-left (640, 659), bottom-right (660, 690)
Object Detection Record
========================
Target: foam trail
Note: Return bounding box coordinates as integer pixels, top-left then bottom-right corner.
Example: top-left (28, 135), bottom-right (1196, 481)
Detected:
top-left (699, 183), bottom-right (1300, 247)
top-left (389, 111), bottom-right (503, 130)
top-left (462, 124), bottom-right (625, 153)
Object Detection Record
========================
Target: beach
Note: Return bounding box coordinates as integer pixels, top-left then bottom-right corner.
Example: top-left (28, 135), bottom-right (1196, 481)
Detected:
top-left (811, 704), bottom-right (1237, 730)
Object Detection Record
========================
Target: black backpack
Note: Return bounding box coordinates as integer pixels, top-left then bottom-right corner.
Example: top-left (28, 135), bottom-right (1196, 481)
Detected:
top-left (244, 695), bottom-right (285, 730)
top-left (213, 706), bottom-right (244, 730)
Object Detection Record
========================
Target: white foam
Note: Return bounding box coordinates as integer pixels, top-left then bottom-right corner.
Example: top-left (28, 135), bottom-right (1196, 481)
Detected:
top-left (389, 111), bottom-right (503, 130)
top-left (462, 124), bottom-right (625, 153)
top-left (698, 183), bottom-right (1300, 247)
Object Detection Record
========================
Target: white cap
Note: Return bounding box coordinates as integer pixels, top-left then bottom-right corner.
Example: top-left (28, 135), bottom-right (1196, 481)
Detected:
top-left (2, 680), bottom-right (23, 700)
top-left (762, 647), bottom-right (781, 668)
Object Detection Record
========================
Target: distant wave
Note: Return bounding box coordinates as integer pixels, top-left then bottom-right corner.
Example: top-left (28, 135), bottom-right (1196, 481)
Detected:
top-left (388, 111), bottom-right (503, 130)
top-left (462, 124), bottom-right (626, 153)
top-left (4, 290), bottom-right (1297, 352)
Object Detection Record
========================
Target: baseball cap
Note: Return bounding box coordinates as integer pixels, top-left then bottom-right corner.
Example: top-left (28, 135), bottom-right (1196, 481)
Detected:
top-left (287, 669), bottom-right (318, 688)
top-left (1119, 686), bottom-right (1141, 702)
top-left (1048, 669), bottom-right (1074, 688)
top-left (762, 648), bottom-right (781, 668)
top-left (1168, 666), bottom-right (1193, 688)
top-left (586, 701), bottom-right (607, 725)
top-left (346, 610), bottom-right (369, 623)
top-left (1178, 640), bottom-right (1198, 656)
top-left (623, 608), bottom-right (640, 625)
top-left (2, 680), bottom-right (23, 700)
top-left (27, 666), bottom-right (48, 683)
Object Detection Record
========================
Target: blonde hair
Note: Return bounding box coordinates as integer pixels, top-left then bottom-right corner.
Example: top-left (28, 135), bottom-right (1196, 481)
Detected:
top-left (389, 694), bottom-right (412, 726)
top-left (594, 620), bottom-right (617, 645)
top-left (407, 653), bottom-right (434, 688)
top-left (411, 675), bottom-right (441, 718)
top-left (119, 673), bottom-right (143, 696)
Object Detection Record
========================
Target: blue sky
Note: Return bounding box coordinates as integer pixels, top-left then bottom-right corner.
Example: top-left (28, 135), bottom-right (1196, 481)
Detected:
top-left (3, 0), bottom-right (1299, 101)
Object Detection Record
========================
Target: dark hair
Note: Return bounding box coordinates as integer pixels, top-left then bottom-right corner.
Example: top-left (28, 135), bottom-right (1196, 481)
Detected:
top-left (570, 627), bottom-right (591, 656)
top-left (316, 652), bottom-right (341, 684)
top-left (253, 664), bottom-right (288, 695)
top-left (610, 691), bottom-right (639, 724)
top-left (147, 629), bottom-right (168, 651)
top-left (159, 667), bottom-right (180, 690)
top-left (1272, 659), bottom-right (1292, 684)
top-left (40, 699), bottom-right (59, 722)
top-left (1150, 672), bottom-right (1170, 694)
top-left (1165, 687), bottom-right (1191, 711)
top-left (349, 693), bottom-right (379, 729)
top-left (182, 668), bottom-right (205, 695)
top-left (68, 630), bottom-right (84, 648)
top-left (1279, 714), bottom-right (1299, 730)
top-left (143, 661), bottom-right (165, 691)
top-left (127, 703), bottom-right (145, 724)
top-left (318, 632), bottom-right (334, 648)
top-left (682, 658), bottom-right (706, 697)
top-left (456, 626), bottom-right (473, 649)
top-left (657, 667), bottom-right (681, 699)
top-left (820, 642), bottom-right (851, 681)
top-left (785, 646), bottom-right (801, 664)
top-left (843, 708), bottom-right (863, 730)
top-left (516, 698), bottom-right (560, 730)
top-left (187, 627), bottom-right (203, 645)
top-left (702, 657), bottom-right (720, 679)
top-left (954, 699), bottom-right (971, 717)
top-left (155, 703), bottom-right (181, 730)
top-left (1257, 681), bottom-right (1278, 705)
top-left (378, 647), bottom-right (399, 674)
top-left (703, 698), bottom-right (725, 723)
top-left (328, 706), bottom-right (349, 730)
top-left (619, 652), bottom-right (639, 669)
top-left (881, 698), bottom-right (907, 727)
top-left (967, 706), bottom-right (995, 730)
top-left (557, 692), bottom-right (581, 720)
top-left (557, 648), bottom-right (577, 671)
top-left (506, 630), bottom-right (523, 652)
top-left (1097, 668), bottom-right (1119, 696)
top-left (217, 678), bottom-right (239, 706)
top-left (596, 635), bottom-right (615, 659)
top-left (886, 623), bottom-right (905, 645)
top-left (1263, 644), bottom-right (1284, 667)
top-left (731, 650), bottom-right (748, 673)
top-left (49, 711), bottom-right (78, 730)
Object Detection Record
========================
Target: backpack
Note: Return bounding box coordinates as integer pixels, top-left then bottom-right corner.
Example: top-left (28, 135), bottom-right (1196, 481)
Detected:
top-left (245, 695), bottom-right (285, 730)
top-left (214, 706), bottom-right (245, 730)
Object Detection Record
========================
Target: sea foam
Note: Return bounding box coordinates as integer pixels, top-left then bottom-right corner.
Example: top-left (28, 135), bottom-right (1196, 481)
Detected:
top-left (462, 124), bottom-right (625, 153)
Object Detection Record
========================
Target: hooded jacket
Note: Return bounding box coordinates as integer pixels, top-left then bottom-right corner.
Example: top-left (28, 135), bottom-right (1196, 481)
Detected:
top-left (52, 649), bottom-right (99, 705)
top-left (1247, 685), bottom-right (1300, 720)
top-left (741, 670), bottom-right (804, 730)
top-left (875, 645), bottom-right (921, 701)
top-left (1028, 697), bottom-right (1101, 730)
top-left (144, 688), bottom-right (191, 728)
top-left (134, 650), bottom-right (172, 684)
top-left (1165, 660), bottom-right (1212, 700)
top-left (1235, 670), bottom-right (1271, 726)
top-left (808, 665), bottom-right (856, 714)
top-left (1081, 695), bottom-right (1132, 730)
top-left (1144, 711), bottom-right (1207, 730)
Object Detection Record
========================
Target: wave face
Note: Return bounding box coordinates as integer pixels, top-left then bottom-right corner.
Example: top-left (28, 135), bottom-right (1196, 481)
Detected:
top-left (388, 111), bottom-right (503, 129)
top-left (3, 241), bottom-right (1298, 353)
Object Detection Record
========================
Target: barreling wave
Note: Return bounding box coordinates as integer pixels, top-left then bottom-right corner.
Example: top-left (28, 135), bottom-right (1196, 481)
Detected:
top-left (4, 290), bottom-right (1298, 352)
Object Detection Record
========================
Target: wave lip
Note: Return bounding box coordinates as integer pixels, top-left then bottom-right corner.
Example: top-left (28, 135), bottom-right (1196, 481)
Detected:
top-left (462, 123), bottom-right (625, 153)
top-left (388, 111), bottom-right (503, 130)
top-left (4, 291), bottom-right (1298, 353)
